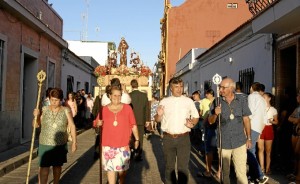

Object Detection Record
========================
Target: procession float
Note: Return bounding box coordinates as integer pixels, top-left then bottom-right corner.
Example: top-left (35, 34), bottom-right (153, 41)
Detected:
top-left (94, 37), bottom-right (152, 99)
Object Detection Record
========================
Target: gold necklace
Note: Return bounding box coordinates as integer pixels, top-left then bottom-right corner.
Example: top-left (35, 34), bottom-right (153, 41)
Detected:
top-left (227, 103), bottom-right (235, 120)
top-left (110, 104), bottom-right (120, 127)
top-left (113, 112), bottom-right (118, 126)
top-left (51, 106), bottom-right (60, 128)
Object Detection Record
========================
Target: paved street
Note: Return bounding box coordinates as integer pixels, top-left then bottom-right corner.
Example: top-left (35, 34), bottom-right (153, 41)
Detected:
top-left (0, 129), bottom-right (289, 183)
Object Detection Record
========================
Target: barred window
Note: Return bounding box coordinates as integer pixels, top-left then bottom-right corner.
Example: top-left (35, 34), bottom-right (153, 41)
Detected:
top-left (239, 67), bottom-right (255, 94)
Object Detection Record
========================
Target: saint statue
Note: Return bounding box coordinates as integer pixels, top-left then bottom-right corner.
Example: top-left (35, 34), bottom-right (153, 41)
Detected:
top-left (118, 37), bottom-right (129, 66)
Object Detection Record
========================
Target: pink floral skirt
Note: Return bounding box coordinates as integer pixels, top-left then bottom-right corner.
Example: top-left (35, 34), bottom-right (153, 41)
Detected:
top-left (102, 145), bottom-right (131, 171)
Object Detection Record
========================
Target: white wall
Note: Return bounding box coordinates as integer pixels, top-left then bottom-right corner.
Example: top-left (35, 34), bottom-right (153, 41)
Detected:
top-left (196, 33), bottom-right (273, 94)
top-left (61, 54), bottom-right (93, 98)
top-left (67, 41), bottom-right (108, 65)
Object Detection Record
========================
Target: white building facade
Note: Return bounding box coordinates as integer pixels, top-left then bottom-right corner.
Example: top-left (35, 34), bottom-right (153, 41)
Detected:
top-left (67, 40), bottom-right (110, 65)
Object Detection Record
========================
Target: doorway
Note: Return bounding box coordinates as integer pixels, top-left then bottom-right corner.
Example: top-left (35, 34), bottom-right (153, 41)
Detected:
top-left (21, 49), bottom-right (38, 142)
top-left (276, 45), bottom-right (297, 109)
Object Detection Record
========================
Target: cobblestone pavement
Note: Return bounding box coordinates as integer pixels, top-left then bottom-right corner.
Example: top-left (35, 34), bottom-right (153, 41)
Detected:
top-left (0, 129), bottom-right (289, 183)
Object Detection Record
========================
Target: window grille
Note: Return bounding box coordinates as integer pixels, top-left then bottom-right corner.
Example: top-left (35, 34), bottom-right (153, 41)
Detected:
top-left (239, 67), bottom-right (255, 94)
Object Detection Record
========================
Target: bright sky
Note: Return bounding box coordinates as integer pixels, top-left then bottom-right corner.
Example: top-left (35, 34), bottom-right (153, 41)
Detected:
top-left (49, 0), bottom-right (185, 69)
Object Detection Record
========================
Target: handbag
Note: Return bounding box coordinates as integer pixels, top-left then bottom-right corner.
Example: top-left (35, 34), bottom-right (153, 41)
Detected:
top-left (67, 126), bottom-right (72, 142)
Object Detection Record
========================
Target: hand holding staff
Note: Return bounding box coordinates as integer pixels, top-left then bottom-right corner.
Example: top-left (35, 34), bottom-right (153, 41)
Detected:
top-left (26, 70), bottom-right (46, 184)
top-left (212, 73), bottom-right (223, 184)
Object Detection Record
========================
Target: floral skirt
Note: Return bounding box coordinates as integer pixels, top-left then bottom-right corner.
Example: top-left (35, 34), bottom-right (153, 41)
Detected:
top-left (102, 145), bottom-right (131, 171)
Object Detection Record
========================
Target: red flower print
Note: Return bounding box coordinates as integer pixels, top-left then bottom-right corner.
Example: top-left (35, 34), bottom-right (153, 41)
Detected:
top-left (104, 148), bottom-right (118, 160)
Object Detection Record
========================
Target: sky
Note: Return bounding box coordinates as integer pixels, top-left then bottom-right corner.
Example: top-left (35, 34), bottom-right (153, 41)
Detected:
top-left (49, 0), bottom-right (185, 69)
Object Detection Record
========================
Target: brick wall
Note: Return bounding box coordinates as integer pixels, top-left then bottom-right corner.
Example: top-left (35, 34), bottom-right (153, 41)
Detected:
top-left (166, 0), bottom-right (252, 85)
top-left (16, 0), bottom-right (63, 36)
top-left (0, 2), bottom-right (63, 151)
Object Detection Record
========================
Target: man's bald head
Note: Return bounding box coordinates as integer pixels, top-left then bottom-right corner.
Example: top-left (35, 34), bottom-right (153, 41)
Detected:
top-left (219, 78), bottom-right (235, 97)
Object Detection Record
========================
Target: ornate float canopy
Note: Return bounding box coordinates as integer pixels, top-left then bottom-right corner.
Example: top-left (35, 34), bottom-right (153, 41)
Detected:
top-left (94, 37), bottom-right (152, 87)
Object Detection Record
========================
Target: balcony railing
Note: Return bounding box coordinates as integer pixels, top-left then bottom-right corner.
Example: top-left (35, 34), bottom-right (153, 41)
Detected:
top-left (246, 0), bottom-right (278, 15)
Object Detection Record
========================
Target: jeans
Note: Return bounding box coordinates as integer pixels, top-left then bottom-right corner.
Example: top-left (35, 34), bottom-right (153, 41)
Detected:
top-left (248, 130), bottom-right (264, 180)
top-left (163, 134), bottom-right (190, 184)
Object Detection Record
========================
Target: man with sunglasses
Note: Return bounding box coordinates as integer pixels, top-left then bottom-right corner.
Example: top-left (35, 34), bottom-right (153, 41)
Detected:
top-left (209, 77), bottom-right (252, 184)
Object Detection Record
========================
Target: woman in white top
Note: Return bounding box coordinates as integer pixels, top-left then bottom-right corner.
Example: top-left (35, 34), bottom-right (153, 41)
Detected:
top-left (64, 92), bottom-right (78, 118)
top-left (257, 92), bottom-right (278, 174)
top-left (86, 93), bottom-right (94, 119)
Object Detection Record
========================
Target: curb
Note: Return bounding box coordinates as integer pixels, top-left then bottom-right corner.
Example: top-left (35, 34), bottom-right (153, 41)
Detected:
top-left (0, 128), bottom-right (87, 177)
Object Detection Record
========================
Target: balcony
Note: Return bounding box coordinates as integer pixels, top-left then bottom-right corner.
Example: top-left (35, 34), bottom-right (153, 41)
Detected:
top-left (246, 0), bottom-right (277, 15)
top-left (247, 0), bottom-right (300, 34)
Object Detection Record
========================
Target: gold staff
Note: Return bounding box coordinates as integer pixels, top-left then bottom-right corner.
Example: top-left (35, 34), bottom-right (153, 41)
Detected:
top-left (97, 76), bottom-right (104, 184)
top-left (26, 70), bottom-right (46, 184)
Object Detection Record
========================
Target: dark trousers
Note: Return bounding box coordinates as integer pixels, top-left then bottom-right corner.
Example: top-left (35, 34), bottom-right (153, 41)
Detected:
top-left (163, 134), bottom-right (191, 184)
top-left (137, 125), bottom-right (145, 149)
top-left (247, 150), bottom-right (264, 180)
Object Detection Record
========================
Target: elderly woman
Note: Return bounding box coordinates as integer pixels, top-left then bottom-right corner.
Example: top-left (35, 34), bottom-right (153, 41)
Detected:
top-left (33, 88), bottom-right (77, 184)
top-left (96, 85), bottom-right (139, 184)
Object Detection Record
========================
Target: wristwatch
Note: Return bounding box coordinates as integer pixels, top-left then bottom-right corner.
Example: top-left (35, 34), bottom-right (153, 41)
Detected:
top-left (247, 137), bottom-right (252, 141)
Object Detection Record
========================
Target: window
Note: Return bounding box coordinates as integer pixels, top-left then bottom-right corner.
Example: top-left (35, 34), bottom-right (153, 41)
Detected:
top-left (85, 82), bottom-right (89, 93)
top-left (67, 75), bottom-right (74, 93)
top-left (194, 81), bottom-right (198, 92)
top-left (227, 3), bottom-right (238, 9)
top-left (47, 61), bottom-right (55, 88)
top-left (77, 82), bottom-right (81, 92)
top-left (204, 80), bottom-right (212, 91)
top-left (239, 67), bottom-right (255, 94)
top-left (0, 40), bottom-right (4, 110)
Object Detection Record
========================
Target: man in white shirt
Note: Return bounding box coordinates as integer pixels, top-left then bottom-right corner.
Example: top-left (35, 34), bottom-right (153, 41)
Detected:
top-left (248, 82), bottom-right (268, 153)
top-left (248, 82), bottom-right (269, 183)
top-left (155, 77), bottom-right (199, 184)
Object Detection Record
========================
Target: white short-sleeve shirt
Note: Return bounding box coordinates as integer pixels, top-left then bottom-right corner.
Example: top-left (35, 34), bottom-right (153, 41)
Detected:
top-left (159, 95), bottom-right (199, 134)
top-left (266, 106), bottom-right (277, 125)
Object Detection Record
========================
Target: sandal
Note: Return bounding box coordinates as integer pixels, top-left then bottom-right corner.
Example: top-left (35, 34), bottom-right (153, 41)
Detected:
top-left (265, 170), bottom-right (272, 175)
top-left (197, 172), bottom-right (212, 178)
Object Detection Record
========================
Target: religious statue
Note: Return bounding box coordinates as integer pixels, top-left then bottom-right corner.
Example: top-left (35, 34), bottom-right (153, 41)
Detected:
top-left (130, 51), bottom-right (141, 68)
top-left (108, 50), bottom-right (117, 68)
top-left (118, 37), bottom-right (129, 66)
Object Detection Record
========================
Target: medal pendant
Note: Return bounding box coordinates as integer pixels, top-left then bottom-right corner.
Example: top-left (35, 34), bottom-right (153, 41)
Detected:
top-left (113, 121), bottom-right (118, 126)
top-left (52, 123), bottom-right (57, 128)
top-left (229, 114), bottom-right (235, 120)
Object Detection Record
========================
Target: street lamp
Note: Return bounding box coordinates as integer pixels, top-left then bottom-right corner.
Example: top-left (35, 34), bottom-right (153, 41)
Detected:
top-left (157, 62), bottom-right (163, 74)
top-left (156, 61), bottom-right (165, 99)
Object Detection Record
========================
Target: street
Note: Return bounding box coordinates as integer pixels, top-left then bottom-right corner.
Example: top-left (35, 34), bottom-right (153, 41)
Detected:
top-left (0, 129), bottom-right (287, 184)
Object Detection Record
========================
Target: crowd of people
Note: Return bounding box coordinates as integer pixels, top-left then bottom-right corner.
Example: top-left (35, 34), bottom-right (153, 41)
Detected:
top-left (189, 78), bottom-right (300, 184)
top-left (32, 76), bottom-right (300, 184)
